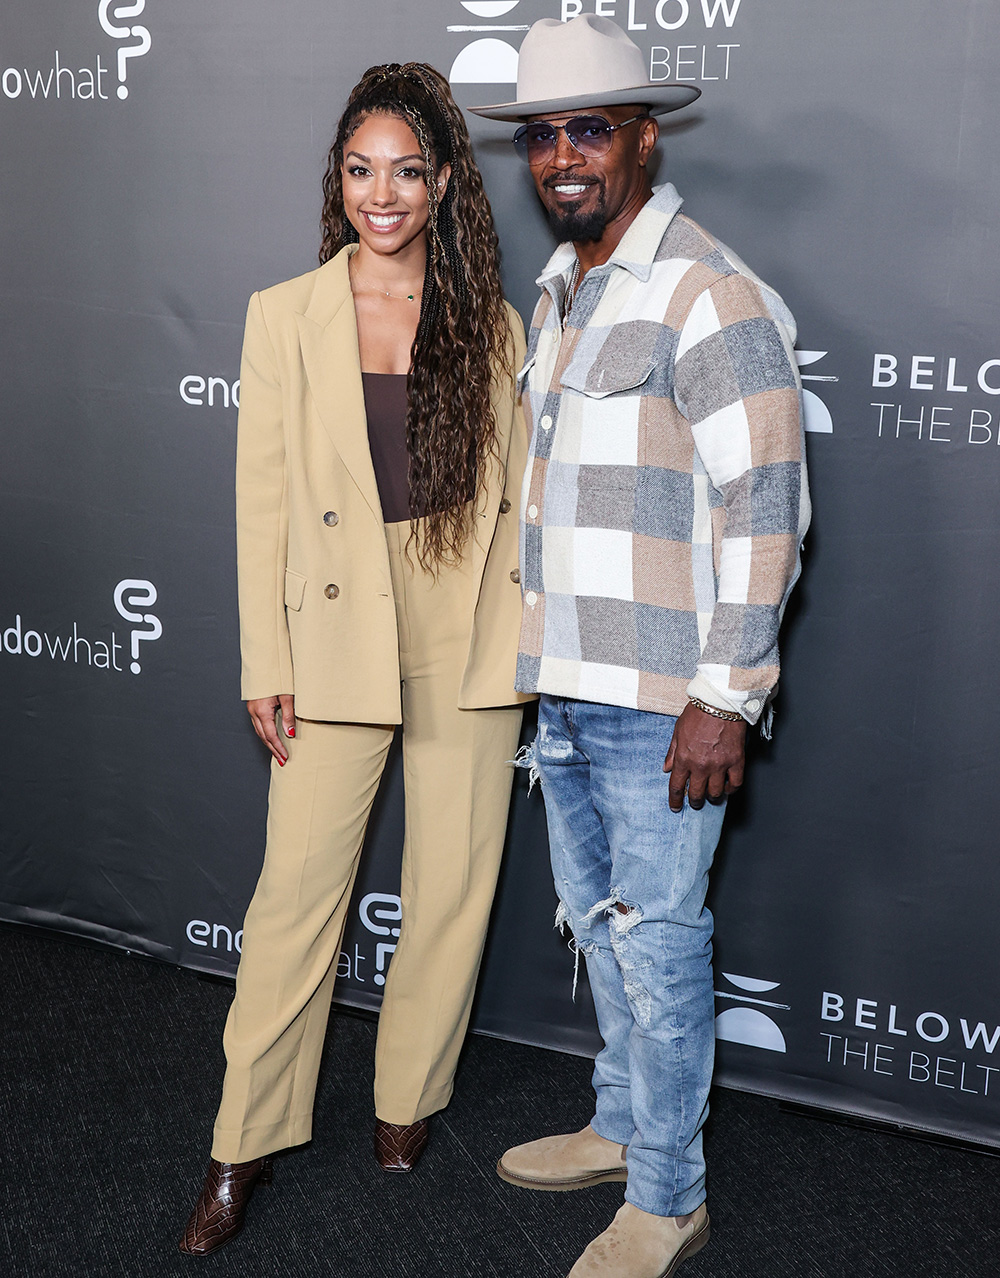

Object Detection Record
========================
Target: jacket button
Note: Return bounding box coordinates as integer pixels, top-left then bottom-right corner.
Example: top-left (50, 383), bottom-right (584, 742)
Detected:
top-left (324, 584), bottom-right (340, 599)
top-left (509, 569), bottom-right (520, 584)
top-left (499, 497), bottom-right (511, 514)
top-left (323, 511), bottom-right (339, 526)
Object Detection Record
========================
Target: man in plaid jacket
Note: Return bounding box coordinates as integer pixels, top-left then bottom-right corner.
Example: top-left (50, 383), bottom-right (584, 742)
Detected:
top-left (473, 16), bottom-right (809, 1278)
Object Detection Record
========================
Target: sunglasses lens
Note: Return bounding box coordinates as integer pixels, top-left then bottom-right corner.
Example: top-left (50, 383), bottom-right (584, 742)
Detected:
top-left (512, 117), bottom-right (617, 163)
top-left (524, 123), bottom-right (558, 162)
top-left (565, 117), bottom-right (614, 156)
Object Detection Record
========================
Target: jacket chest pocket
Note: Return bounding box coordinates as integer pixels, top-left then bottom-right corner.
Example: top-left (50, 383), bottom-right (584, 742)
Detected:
top-left (561, 337), bottom-right (657, 400)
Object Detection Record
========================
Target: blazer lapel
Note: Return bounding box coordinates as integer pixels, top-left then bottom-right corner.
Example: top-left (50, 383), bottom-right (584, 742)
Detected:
top-left (295, 246), bottom-right (516, 588)
top-left (296, 247), bottom-right (383, 524)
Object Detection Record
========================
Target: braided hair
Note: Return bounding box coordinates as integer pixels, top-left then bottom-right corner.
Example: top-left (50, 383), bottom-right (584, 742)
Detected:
top-left (319, 63), bottom-right (513, 568)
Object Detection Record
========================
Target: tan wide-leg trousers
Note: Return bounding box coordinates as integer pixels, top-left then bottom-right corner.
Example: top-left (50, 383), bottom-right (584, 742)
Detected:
top-left (212, 520), bottom-right (524, 1163)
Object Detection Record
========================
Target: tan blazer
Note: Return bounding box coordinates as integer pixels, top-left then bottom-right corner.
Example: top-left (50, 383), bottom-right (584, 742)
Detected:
top-left (235, 245), bottom-right (534, 724)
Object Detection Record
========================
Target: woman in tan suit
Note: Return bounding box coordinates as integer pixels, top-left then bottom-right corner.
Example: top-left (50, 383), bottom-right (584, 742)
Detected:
top-left (180, 63), bottom-right (531, 1256)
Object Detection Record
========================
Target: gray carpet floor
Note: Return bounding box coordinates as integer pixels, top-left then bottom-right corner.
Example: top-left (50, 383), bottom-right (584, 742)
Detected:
top-left (3, 924), bottom-right (997, 1277)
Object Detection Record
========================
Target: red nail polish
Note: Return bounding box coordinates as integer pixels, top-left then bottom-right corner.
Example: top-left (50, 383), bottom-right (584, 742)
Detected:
top-left (287, 728), bottom-right (295, 737)
top-left (278, 757), bottom-right (285, 767)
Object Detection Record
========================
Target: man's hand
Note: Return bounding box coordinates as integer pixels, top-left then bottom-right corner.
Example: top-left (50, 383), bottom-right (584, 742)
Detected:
top-left (663, 703), bottom-right (746, 812)
top-left (247, 694), bottom-right (296, 765)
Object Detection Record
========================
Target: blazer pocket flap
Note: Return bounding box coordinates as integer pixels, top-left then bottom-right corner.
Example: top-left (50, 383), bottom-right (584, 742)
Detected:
top-left (284, 569), bottom-right (307, 611)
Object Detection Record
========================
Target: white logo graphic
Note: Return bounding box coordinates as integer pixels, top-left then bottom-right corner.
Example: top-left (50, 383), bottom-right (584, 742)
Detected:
top-left (360, 892), bottom-right (402, 986)
top-left (448, 1), bottom-right (526, 85)
top-left (564, 1), bottom-right (742, 83)
top-left (98, 0), bottom-right (152, 100)
top-left (796, 350), bottom-right (837, 434)
top-left (715, 972), bottom-right (790, 1053)
top-left (447, 3), bottom-right (746, 92)
top-left (113, 579), bottom-right (162, 673)
top-left (820, 988), bottom-right (1000, 1096)
top-left (179, 374), bottom-right (240, 409)
top-left (463, 1), bottom-right (521, 13)
top-left (1, 580), bottom-right (160, 674)
top-left (186, 919), bottom-right (242, 954)
top-left (870, 351), bottom-right (1000, 446)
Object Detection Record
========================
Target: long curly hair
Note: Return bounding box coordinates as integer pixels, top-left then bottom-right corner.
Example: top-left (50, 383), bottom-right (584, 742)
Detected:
top-left (319, 63), bottom-right (513, 568)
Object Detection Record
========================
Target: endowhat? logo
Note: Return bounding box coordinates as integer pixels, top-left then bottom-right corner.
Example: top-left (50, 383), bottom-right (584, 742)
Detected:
top-left (186, 893), bottom-right (405, 988)
top-left (2, 2), bottom-right (151, 103)
top-left (0, 579), bottom-right (162, 676)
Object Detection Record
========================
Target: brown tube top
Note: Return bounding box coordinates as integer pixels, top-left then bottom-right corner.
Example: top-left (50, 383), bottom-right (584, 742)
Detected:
top-left (362, 372), bottom-right (412, 525)
top-left (361, 372), bottom-right (476, 523)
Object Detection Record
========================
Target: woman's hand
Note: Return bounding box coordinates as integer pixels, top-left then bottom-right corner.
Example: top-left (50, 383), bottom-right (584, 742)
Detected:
top-left (247, 694), bottom-right (296, 765)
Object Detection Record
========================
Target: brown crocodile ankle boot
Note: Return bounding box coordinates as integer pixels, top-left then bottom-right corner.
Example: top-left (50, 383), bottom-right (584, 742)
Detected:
top-left (374, 1118), bottom-right (429, 1172)
top-left (178, 1156), bottom-right (273, 1256)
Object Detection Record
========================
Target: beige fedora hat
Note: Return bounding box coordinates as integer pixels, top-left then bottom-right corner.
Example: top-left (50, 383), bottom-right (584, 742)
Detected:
top-left (468, 15), bottom-right (700, 122)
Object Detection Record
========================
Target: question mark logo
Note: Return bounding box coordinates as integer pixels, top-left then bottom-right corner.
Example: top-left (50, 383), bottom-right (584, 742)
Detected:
top-left (359, 893), bottom-right (402, 986)
top-left (98, 0), bottom-right (152, 100)
top-left (114, 579), bottom-right (163, 674)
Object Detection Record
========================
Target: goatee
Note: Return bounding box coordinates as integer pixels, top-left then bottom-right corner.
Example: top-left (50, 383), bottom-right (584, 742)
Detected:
top-left (544, 190), bottom-right (608, 243)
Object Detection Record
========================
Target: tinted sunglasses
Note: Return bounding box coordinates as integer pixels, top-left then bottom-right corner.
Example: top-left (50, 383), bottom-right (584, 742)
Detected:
top-left (512, 114), bottom-right (648, 165)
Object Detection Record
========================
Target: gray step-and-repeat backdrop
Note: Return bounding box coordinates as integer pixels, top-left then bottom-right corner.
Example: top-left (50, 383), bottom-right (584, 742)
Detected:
top-left (3, 1), bottom-right (999, 1149)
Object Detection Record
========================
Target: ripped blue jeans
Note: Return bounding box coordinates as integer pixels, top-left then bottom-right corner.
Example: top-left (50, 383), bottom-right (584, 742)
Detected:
top-left (535, 695), bottom-right (726, 1218)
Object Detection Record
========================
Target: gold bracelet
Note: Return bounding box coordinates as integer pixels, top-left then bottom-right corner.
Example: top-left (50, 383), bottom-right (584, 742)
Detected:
top-left (688, 696), bottom-right (743, 723)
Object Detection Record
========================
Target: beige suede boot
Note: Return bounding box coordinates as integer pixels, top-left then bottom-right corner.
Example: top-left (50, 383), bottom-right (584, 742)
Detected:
top-left (567, 1201), bottom-right (710, 1277)
top-left (497, 1124), bottom-right (628, 1190)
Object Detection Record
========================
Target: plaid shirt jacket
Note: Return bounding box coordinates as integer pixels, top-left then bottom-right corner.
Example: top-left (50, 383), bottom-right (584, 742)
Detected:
top-left (515, 184), bottom-right (810, 726)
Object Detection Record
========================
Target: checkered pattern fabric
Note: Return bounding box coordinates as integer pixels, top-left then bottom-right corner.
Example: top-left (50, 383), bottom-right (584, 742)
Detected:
top-left (516, 184), bottom-right (810, 724)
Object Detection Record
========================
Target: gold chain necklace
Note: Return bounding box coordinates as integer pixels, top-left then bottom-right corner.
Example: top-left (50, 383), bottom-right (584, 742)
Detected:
top-left (562, 258), bottom-right (581, 329)
top-left (350, 260), bottom-right (422, 303)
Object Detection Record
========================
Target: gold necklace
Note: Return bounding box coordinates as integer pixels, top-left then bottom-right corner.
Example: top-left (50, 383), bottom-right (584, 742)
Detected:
top-left (350, 261), bottom-right (422, 302)
top-left (562, 258), bottom-right (581, 329)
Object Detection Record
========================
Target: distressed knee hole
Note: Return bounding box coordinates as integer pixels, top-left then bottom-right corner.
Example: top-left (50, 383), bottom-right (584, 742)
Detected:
top-left (609, 903), bottom-right (643, 936)
top-left (581, 890), bottom-right (622, 924)
top-left (581, 888), bottom-right (642, 933)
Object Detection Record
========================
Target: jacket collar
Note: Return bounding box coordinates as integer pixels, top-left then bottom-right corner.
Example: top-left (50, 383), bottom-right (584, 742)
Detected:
top-left (301, 242), bottom-right (359, 327)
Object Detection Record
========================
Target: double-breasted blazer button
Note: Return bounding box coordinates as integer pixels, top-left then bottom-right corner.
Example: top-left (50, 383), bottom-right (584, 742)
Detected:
top-left (323, 511), bottom-right (339, 526)
top-left (324, 583), bottom-right (340, 599)
top-left (509, 569), bottom-right (520, 584)
top-left (499, 497), bottom-right (512, 514)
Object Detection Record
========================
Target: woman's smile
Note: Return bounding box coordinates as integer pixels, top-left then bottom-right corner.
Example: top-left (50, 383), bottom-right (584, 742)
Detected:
top-left (360, 209), bottom-right (410, 233)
